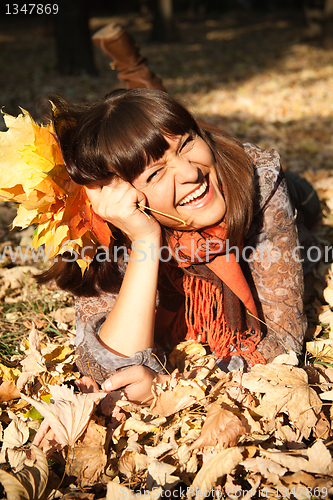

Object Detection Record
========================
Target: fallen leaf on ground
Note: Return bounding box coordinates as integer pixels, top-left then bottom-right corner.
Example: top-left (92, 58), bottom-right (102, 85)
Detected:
top-left (150, 376), bottom-right (205, 416)
top-left (17, 324), bottom-right (46, 390)
top-left (190, 446), bottom-right (244, 499)
top-left (0, 445), bottom-right (48, 500)
top-left (66, 419), bottom-right (107, 487)
top-left (242, 363), bottom-right (322, 438)
top-left (261, 439), bottom-right (333, 475)
top-left (21, 384), bottom-right (106, 448)
top-left (190, 402), bottom-right (246, 451)
top-left (146, 459), bottom-right (180, 490)
top-left (0, 380), bottom-right (20, 402)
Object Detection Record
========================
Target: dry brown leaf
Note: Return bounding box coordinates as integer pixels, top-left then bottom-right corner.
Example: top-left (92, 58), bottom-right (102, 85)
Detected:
top-left (190, 446), bottom-right (244, 499)
top-left (242, 363), bottom-right (322, 439)
top-left (0, 363), bottom-right (21, 383)
top-left (280, 471), bottom-right (333, 494)
top-left (2, 410), bottom-right (29, 451)
top-left (50, 306), bottom-right (75, 325)
top-left (307, 339), bottom-right (333, 363)
top-left (320, 389), bottom-right (333, 400)
top-left (272, 351), bottom-right (299, 366)
top-left (241, 456), bottom-right (288, 480)
top-left (17, 324), bottom-right (46, 391)
top-left (240, 408), bottom-right (263, 434)
top-left (186, 454), bottom-right (198, 474)
top-left (21, 446), bottom-right (49, 500)
top-left (224, 475), bottom-right (260, 499)
top-left (150, 378), bottom-right (205, 416)
top-left (261, 439), bottom-right (333, 475)
top-left (323, 366), bottom-right (333, 382)
top-left (0, 470), bottom-right (30, 500)
top-left (0, 266), bottom-right (38, 290)
top-left (21, 384), bottom-right (106, 448)
top-left (146, 459), bottom-right (180, 490)
top-left (175, 443), bottom-right (192, 465)
top-left (0, 445), bottom-right (48, 500)
top-left (145, 441), bottom-right (175, 459)
top-left (274, 422), bottom-right (298, 443)
top-left (190, 403), bottom-right (246, 451)
top-left (260, 451), bottom-right (309, 476)
top-left (66, 419), bottom-right (107, 487)
top-left (125, 434), bottom-right (142, 454)
top-left (169, 340), bottom-right (206, 368)
top-left (314, 410), bottom-right (331, 439)
top-left (0, 380), bottom-right (20, 402)
top-left (1, 411), bottom-right (32, 472)
top-left (223, 479), bottom-right (242, 498)
top-left (324, 286), bottom-right (333, 307)
top-left (118, 451), bottom-right (150, 478)
top-left (123, 416), bottom-right (167, 433)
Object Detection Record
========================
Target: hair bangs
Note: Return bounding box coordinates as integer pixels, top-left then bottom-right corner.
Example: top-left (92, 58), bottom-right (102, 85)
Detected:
top-left (100, 111), bottom-right (171, 184)
top-left (100, 90), bottom-right (199, 183)
top-left (46, 89), bottom-right (200, 186)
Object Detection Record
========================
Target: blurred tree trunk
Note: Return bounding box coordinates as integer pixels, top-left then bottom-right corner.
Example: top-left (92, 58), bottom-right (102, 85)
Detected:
top-left (53, 0), bottom-right (97, 75)
top-left (187, 0), bottom-right (207, 19)
top-left (150, 0), bottom-right (179, 42)
top-left (323, 0), bottom-right (333, 48)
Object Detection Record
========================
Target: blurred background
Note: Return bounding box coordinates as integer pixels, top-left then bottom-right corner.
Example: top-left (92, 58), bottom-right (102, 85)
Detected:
top-left (1, 0), bottom-right (332, 173)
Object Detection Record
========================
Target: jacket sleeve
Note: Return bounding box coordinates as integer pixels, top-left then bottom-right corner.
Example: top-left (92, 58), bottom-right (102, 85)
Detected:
top-left (243, 144), bottom-right (307, 362)
top-left (74, 281), bottom-right (167, 386)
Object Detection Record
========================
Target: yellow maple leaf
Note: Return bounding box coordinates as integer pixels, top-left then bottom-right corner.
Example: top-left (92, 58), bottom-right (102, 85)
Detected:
top-left (0, 109), bottom-right (113, 272)
top-left (0, 364), bottom-right (21, 382)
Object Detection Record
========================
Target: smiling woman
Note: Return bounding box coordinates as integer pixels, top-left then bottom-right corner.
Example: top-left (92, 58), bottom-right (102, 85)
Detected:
top-left (37, 88), bottom-right (308, 404)
top-left (131, 133), bottom-right (226, 230)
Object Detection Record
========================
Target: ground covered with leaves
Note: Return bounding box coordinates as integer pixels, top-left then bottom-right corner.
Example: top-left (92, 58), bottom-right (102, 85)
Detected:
top-left (1, 7), bottom-right (333, 499)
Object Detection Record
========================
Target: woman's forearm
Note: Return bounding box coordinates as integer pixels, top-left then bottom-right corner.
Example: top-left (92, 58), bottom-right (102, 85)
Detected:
top-left (98, 236), bottom-right (161, 357)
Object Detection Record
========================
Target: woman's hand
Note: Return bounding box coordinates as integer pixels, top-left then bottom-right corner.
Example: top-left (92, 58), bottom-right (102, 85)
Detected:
top-left (101, 365), bottom-right (168, 405)
top-left (86, 178), bottom-right (161, 242)
top-left (77, 366), bottom-right (169, 405)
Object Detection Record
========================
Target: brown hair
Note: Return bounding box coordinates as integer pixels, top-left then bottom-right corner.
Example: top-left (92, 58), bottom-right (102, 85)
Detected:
top-left (37, 89), bottom-right (254, 296)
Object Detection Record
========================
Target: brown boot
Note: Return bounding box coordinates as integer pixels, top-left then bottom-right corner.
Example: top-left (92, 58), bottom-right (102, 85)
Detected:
top-left (92, 22), bottom-right (166, 91)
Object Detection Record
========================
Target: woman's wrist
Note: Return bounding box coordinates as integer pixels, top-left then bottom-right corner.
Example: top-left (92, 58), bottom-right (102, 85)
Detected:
top-left (130, 234), bottom-right (162, 263)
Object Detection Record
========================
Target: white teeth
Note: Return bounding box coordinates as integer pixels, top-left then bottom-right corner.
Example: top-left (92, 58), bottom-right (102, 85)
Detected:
top-left (179, 179), bottom-right (208, 206)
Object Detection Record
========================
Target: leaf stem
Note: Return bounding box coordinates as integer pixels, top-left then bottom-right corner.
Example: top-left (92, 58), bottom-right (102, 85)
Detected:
top-left (137, 204), bottom-right (187, 226)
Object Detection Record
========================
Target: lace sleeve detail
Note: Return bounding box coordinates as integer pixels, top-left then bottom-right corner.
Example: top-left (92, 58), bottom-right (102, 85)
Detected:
top-left (74, 294), bottom-right (119, 346)
top-left (244, 144), bottom-right (307, 361)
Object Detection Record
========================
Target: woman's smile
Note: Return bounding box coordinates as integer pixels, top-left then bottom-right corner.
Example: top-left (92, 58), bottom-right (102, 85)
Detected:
top-left (133, 133), bottom-right (226, 230)
top-left (178, 174), bottom-right (211, 208)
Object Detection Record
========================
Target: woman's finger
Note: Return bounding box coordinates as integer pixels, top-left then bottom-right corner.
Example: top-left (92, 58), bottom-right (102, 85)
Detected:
top-left (101, 366), bottom-right (143, 392)
top-left (76, 376), bottom-right (100, 394)
top-left (85, 185), bottom-right (102, 204)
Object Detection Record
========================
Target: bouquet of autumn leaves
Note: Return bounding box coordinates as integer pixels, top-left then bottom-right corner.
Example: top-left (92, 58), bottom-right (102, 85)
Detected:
top-left (0, 109), bottom-right (112, 272)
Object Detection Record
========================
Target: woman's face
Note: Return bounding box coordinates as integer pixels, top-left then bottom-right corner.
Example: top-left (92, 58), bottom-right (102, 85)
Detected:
top-left (132, 133), bottom-right (226, 230)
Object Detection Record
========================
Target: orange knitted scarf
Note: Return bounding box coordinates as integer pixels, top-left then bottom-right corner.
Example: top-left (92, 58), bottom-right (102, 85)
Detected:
top-left (164, 220), bottom-right (266, 367)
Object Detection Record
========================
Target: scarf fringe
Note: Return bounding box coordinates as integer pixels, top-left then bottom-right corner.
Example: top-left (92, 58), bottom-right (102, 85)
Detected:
top-left (183, 274), bottom-right (265, 367)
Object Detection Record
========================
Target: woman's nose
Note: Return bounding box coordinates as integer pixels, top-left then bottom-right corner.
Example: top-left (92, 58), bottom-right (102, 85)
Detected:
top-left (173, 158), bottom-right (203, 184)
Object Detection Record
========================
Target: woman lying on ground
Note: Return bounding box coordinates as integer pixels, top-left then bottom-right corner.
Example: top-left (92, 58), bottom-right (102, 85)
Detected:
top-left (37, 87), bottom-right (314, 404)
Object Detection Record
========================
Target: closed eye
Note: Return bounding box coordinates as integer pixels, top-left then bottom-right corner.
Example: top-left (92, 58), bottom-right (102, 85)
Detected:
top-left (146, 169), bottom-right (161, 183)
top-left (180, 134), bottom-right (195, 152)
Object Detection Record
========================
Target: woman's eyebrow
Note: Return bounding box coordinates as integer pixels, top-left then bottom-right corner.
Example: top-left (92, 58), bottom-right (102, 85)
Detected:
top-left (146, 160), bottom-right (163, 170)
